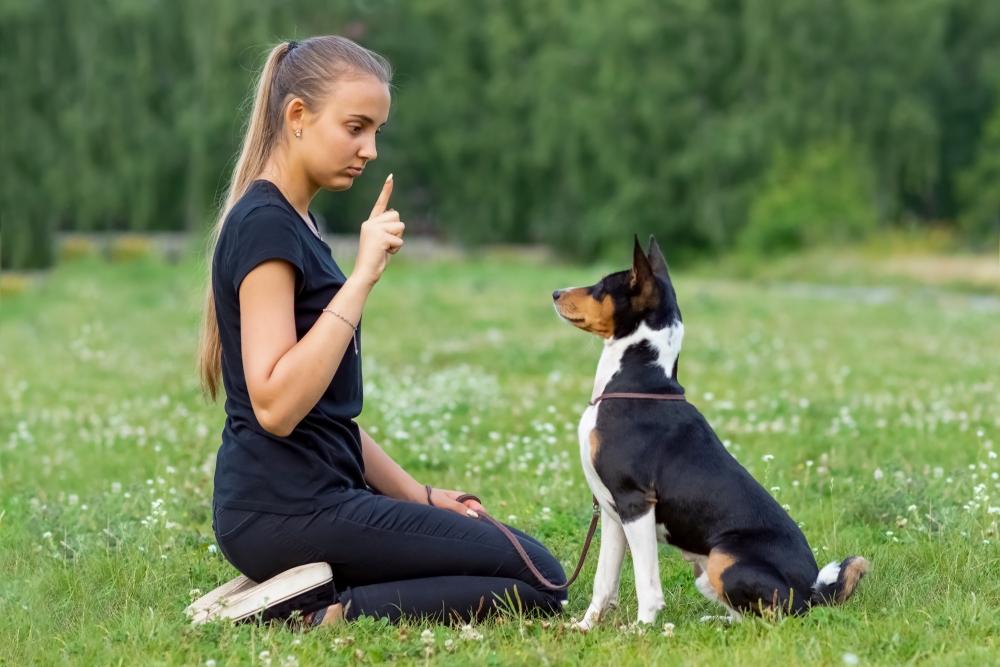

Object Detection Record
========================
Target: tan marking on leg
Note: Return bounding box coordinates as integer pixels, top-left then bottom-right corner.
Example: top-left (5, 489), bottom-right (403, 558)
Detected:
top-left (706, 550), bottom-right (737, 600)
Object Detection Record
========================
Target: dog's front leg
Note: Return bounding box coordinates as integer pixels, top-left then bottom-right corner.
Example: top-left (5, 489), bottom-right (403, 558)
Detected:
top-left (621, 508), bottom-right (664, 625)
top-left (575, 507), bottom-right (626, 632)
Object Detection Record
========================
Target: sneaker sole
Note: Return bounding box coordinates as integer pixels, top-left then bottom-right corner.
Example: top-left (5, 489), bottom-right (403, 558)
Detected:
top-left (186, 574), bottom-right (259, 618)
top-left (188, 562), bottom-right (335, 625)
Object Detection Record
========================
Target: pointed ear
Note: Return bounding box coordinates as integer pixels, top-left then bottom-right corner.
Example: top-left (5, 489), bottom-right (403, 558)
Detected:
top-left (647, 234), bottom-right (669, 280)
top-left (631, 234), bottom-right (654, 286)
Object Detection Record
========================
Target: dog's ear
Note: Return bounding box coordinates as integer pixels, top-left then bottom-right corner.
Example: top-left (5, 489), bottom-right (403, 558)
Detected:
top-left (631, 234), bottom-right (654, 287)
top-left (647, 235), bottom-right (670, 280)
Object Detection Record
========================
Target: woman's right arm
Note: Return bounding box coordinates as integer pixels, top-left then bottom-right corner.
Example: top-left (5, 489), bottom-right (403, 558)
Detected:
top-left (240, 176), bottom-right (402, 437)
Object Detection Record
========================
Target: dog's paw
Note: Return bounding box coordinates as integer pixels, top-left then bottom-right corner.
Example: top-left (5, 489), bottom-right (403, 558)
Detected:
top-left (573, 609), bottom-right (601, 633)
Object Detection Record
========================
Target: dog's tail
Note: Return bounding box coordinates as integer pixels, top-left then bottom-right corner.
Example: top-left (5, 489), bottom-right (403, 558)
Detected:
top-left (810, 556), bottom-right (870, 606)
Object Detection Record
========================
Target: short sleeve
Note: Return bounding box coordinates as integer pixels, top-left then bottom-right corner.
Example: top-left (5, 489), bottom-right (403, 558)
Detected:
top-left (228, 205), bottom-right (306, 294)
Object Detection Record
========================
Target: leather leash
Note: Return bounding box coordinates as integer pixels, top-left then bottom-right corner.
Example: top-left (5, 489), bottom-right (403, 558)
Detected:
top-left (453, 391), bottom-right (687, 591)
top-left (455, 492), bottom-right (600, 590)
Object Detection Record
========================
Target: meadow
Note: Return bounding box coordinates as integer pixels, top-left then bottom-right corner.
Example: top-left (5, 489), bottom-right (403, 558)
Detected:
top-left (2, 250), bottom-right (997, 665)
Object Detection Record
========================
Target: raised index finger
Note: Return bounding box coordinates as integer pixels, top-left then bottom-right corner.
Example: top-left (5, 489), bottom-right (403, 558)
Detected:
top-left (369, 173), bottom-right (394, 218)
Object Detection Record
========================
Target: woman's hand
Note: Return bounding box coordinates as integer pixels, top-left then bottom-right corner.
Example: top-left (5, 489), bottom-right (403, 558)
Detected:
top-left (351, 174), bottom-right (404, 289)
top-left (428, 487), bottom-right (487, 519)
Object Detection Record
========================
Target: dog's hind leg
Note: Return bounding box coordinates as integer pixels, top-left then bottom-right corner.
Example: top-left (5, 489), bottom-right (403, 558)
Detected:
top-left (711, 553), bottom-right (810, 617)
top-left (575, 508), bottom-right (627, 632)
top-left (621, 507), bottom-right (665, 625)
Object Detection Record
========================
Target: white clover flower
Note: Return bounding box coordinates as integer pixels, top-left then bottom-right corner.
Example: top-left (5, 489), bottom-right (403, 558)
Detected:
top-left (842, 653), bottom-right (860, 665)
top-left (459, 624), bottom-right (484, 641)
top-left (207, 545), bottom-right (217, 554)
top-left (762, 454), bottom-right (775, 462)
top-left (420, 629), bottom-right (434, 644)
top-left (873, 468), bottom-right (884, 481)
top-left (661, 622), bottom-right (675, 637)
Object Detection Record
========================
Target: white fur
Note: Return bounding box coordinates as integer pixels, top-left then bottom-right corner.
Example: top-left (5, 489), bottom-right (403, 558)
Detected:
top-left (591, 321), bottom-right (684, 401)
top-left (576, 508), bottom-right (627, 631)
top-left (814, 560), bottom-right (841, 588)
top-left (621, 508), bottom-right (666, 624)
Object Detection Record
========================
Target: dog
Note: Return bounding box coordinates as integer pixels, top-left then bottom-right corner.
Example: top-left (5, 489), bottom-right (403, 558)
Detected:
top-left (553, 236), bottom-right (869, 631)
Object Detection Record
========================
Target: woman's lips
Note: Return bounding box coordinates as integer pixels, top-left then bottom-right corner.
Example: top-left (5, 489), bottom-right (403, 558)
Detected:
top-left (345, 167), bottom-right (363, 177)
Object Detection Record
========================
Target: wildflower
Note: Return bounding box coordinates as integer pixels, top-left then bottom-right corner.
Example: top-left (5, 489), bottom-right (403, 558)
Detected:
top-left (661, 622), bottom-right (675, 637)
top-left (420, 629), bottom-right (434, 644)
top-left (762, 454), bottom-right (775, 462)
top-left (842, 653), bottom-right (860, 665)
top-left (207, 545), bottom-right (217, 554)
top-left (459, 624), bottom-right (484, 641)
top-left (873, 468), bottom-right (884, 481)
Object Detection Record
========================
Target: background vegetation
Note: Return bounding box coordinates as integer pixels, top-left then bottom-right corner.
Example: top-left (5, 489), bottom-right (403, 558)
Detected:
top-left (4, 0), bottom-right (1000, 269)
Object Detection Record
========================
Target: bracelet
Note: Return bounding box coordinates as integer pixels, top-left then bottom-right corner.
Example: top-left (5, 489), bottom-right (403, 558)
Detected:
top-left (321, 307), bottom-right (359, 354)
top-left (425, 483), bottom-right (434, 506)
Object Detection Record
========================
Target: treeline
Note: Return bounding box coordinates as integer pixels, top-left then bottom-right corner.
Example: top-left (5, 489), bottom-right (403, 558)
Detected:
top-left (3, 0), bottom-right (999, 269)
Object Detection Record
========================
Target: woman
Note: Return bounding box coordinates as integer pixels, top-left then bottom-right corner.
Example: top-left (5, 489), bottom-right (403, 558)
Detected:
top-left (195, 35), bottom-right (567, 628)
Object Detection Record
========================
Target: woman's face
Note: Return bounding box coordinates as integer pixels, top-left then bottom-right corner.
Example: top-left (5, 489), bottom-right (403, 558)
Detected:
top-left (297, 74), bottom-right (391, 191)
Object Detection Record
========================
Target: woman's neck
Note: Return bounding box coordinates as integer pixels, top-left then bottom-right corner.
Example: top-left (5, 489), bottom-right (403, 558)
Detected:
top-left (258, 158), bottom-right (318, 221)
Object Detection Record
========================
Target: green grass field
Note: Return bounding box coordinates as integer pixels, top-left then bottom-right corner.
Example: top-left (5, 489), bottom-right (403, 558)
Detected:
top-left (2, 252), bottom-right (998, 665)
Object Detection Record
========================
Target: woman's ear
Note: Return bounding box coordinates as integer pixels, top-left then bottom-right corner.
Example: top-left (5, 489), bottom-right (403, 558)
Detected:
top-left (284, 97), bottom-right (307, 135)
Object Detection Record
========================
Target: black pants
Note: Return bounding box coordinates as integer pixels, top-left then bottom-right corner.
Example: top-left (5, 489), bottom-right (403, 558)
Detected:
top-left (212, 488), bottom-right (568, 623)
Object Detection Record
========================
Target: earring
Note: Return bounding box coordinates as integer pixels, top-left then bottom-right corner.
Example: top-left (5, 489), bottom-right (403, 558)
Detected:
top-left (294, 129), bottom-right (302, 138)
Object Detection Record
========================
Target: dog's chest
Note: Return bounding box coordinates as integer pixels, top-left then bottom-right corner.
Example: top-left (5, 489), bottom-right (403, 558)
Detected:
top-left (578, 405), bottom-right (616, 512)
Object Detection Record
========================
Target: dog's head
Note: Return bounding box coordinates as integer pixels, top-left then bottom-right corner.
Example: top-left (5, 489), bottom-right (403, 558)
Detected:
top-left (553, 235), bottom-right (680, 340)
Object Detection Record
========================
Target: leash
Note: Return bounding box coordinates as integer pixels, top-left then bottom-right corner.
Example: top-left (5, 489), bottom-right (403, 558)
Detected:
top-left (450, 392), bottom-right (686, 591)
top-left (450, 392), bottom-right (687, 591)
top-left (455, 493), bottom-right (601, 591)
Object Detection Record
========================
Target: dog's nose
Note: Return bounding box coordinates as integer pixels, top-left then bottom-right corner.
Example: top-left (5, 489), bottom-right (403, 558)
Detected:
top-left (552, 289), bottom-right (563, 301)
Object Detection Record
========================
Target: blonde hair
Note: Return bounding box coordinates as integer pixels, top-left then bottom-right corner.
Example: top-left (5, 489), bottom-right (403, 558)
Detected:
top-left (197, 36), bottom-right (392, 401)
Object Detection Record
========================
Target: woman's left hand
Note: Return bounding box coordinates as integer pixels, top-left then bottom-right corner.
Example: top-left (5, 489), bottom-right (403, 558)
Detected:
top-left (429, 487), bottom-right (486, 518)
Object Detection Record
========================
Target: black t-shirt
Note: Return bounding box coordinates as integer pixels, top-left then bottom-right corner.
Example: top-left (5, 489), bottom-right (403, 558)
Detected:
top-left (211, 179), bottom-right (367, 514)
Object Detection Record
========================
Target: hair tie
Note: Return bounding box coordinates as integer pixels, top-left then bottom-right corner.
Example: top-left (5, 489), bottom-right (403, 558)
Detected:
top-left (287, 40), bottom-right (299, 52)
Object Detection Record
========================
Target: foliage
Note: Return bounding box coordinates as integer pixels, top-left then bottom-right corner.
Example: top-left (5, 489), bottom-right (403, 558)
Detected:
top-left (741, 142), bottom-right (878, 254)
top-left (4, 0), bottom-right (1000, 269)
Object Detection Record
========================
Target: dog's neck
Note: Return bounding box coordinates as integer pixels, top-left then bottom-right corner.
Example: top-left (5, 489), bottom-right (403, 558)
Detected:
top-left (591, 320), bottom-right (685, 401)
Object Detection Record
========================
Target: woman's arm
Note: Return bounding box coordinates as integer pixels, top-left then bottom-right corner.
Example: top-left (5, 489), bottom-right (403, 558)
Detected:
top-left (359, 426), bottom-right (485, 516)
top-left (241, 266), bottom-right (372, 437)
top-left (358, 426), bottom-right (424, 502)
top-left (242, 177), bottom-right (402, 437)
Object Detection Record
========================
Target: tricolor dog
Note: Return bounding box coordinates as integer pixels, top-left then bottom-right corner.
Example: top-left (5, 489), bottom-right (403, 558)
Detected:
top-left (553, 236), bottom-right (869, 630)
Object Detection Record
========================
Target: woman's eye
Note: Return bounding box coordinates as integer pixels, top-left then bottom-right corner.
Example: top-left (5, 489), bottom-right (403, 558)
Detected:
top-left (348, 125), bottom-right (362, 134)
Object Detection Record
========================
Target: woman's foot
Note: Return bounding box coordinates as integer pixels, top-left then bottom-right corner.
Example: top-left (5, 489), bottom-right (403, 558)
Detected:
top-left (303, 602), bottom-right (345, 628)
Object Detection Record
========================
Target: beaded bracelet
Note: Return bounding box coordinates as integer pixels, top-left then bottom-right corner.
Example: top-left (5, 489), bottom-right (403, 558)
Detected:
top-left (321, 307), bottom-right (359, 354)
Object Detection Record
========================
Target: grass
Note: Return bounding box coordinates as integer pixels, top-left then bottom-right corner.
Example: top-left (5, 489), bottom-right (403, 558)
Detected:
top-left (1, 250), bottom-right (998, 665)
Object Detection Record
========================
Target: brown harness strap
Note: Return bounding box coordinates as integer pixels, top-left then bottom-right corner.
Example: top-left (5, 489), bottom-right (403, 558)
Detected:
top-left (589, 392), bottom-right (687, 406)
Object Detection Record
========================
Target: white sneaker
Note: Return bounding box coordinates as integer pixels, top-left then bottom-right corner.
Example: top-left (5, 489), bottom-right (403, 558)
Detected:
top-left (186, 562), bottom-right (335, 625)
